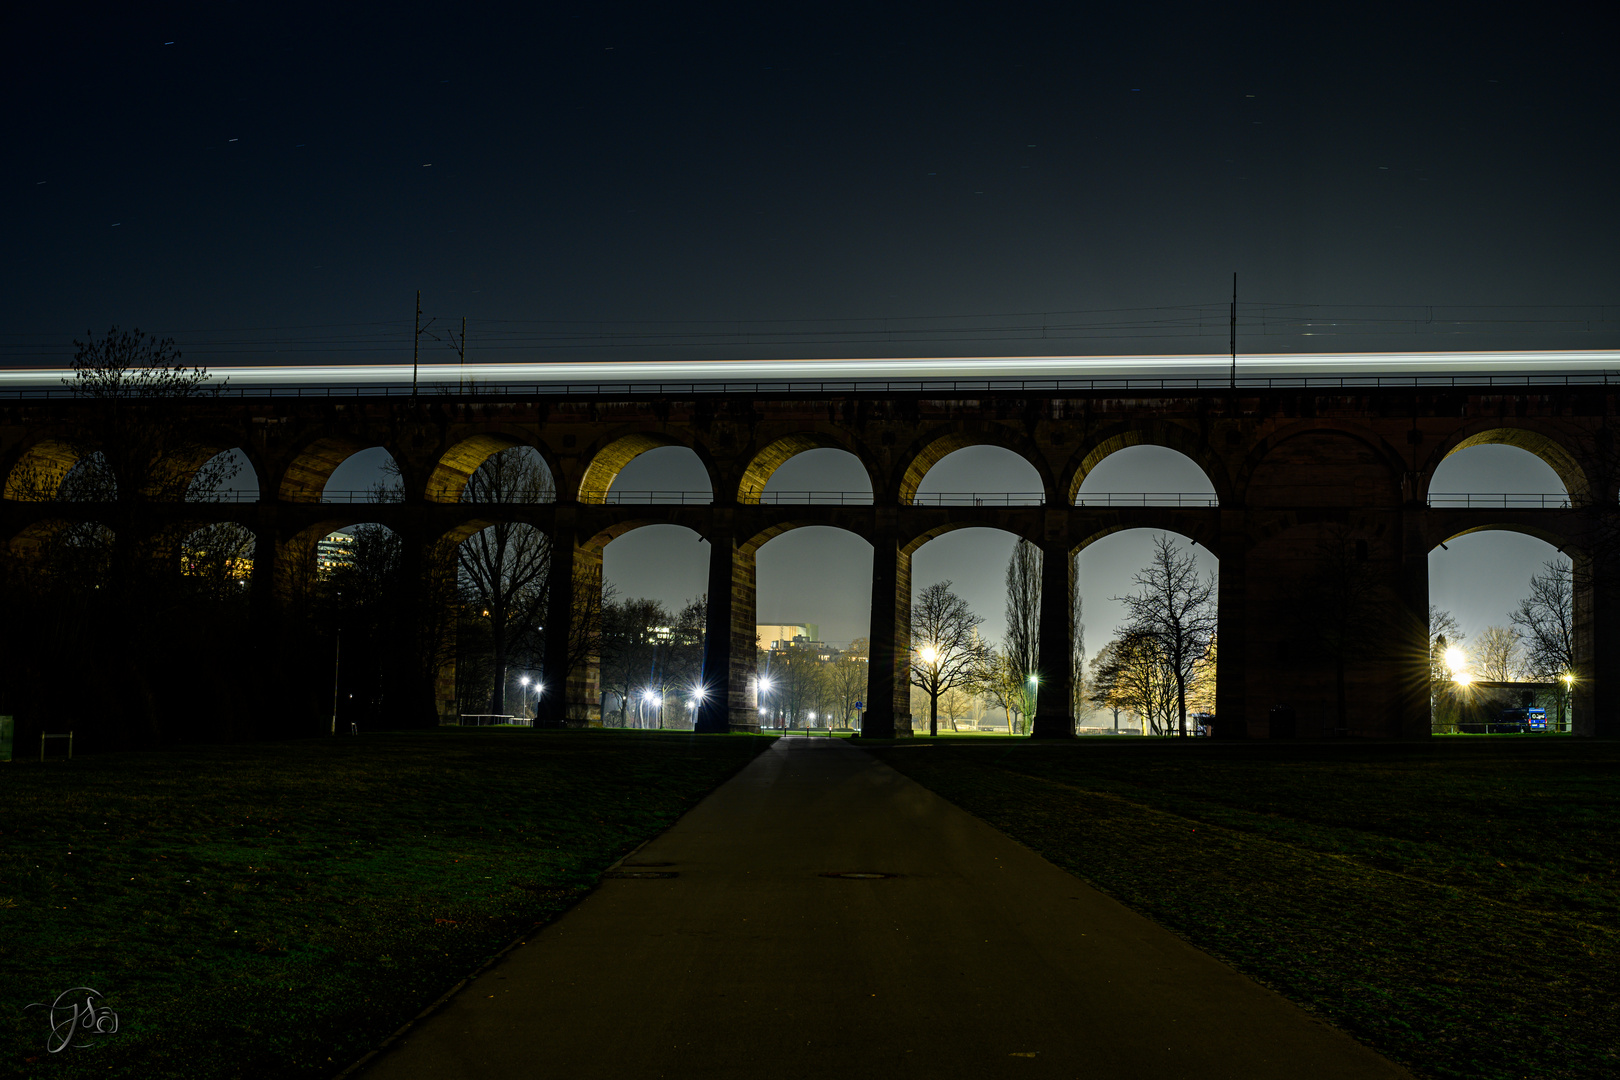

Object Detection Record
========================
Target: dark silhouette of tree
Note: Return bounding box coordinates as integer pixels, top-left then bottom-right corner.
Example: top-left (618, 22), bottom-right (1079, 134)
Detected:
top-left (456, 448), bottom-right (553, 715)
top-left (1511, 559), bottom-right (1575, 722)
top-left (910, 580), bottom-right (990, 737)
top-left (1089, 632), bottom-right (1179, 735)
top-left (1113, 534), bottom-right (1216, 737)
top-left (977, 648), bottom-right (1029, 733)
top-left (598, 597), bottom-right (668, 727)
top-left (826, 637), bottom-right (869, 728)
top-left (1475, 625), bottom-right (1523, 682)
top-left (0, 328), bottom-right (249, 748)
top-left (1002, 540), bottom-right (1040, 723)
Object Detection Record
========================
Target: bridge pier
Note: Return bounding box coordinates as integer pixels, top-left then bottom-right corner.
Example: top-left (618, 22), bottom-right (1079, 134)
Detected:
top-left (863, 528), bottom-right (913, 738)
top-left (1030, 536), bottom-right (1075, 738)
top-left (1214, 513), bottom-right (1247, 738)
top-left (5, 385), bottom-right (1617, 745)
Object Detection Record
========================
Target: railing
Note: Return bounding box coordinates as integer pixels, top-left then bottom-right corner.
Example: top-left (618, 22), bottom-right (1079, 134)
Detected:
top-left (321, 490), bottom-right (405, 504)
top-left (909, 491), bottom-right (1045, 506)
top-left (1075, 492), bottom-right (1220, 507)
top-left (453, 714), bottom-right (531, 727)
top-left (601, 490), bottom-right (714, 505)
top-left (753, 490), bottom-right (874, 505)
top-left (97, 489), bottom-right (1586, 511)
top-left (7, 371), bottom-right (1620, 399)
top-left (1427, 492), bottom-right (1573, 509)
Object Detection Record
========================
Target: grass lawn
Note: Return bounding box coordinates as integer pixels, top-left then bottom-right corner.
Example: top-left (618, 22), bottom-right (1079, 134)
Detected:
top-left (865, 737), bottom-right (1619, 1080)
top-left (1, 729), bottom-right (770, 1078)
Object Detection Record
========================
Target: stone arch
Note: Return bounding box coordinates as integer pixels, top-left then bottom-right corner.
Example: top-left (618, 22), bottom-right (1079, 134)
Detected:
top-left (896, 428), bottom-right (1053, 505)
top-left (278, 436), bottom-right (403, 503)
top-left (4, 437), bottom-right (85, 501)
top-left (1242, 423), bottom-right (1405, 508)
top-left (6, 517), bottom-right (75, 560)
top-left (426, 433), bottom-right (559, 505)
top-left (1066, 423), bottom-right (1231, 505)
top-left (577, 432), bottom-right (715, 505)
top-left (900, 519), bottom-right (1043, 557)
top-left (1431, 521), bottom-right (1575, 552)
top-left (1073, 513), bottom-right (1224, 556)
top-left (736, 434), bottom-right (875, 504)
top-left (176, 518), bottom-right (259, 588)
top-left (3, 432), bottom-right (263, 503)
top-left (178, 445), bottom-right (264, 502)
top-left (1422, 424), bottom-right (1590, 503)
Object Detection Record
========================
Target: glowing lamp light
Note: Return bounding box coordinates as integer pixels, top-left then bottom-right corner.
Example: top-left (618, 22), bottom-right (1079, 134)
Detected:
top-left (920, 645), bottom-right (938, 664)
top-left (1561, 672), bottom-right (1575, 686)
top-left (1443, 647), bottom-right (1467, 673)
top-left (757, 677), bottom-right (773, 693)
top-left (1028, 674), bottom-right (1039, 686)
top-left (643, 690), bottom-right (658, 704)
top-left (1452, 671), bottom-right (1474, 687)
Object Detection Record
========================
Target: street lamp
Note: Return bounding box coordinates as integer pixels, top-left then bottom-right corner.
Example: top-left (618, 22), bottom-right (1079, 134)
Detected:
top-left (1560, 671), bottom-right (1575, 732)
top-left (756, 676), bottom-right (773, 727)
top-left (518, 675), bottom-right (530, 722)
top-left (642, 689), bottom-right (659, 730)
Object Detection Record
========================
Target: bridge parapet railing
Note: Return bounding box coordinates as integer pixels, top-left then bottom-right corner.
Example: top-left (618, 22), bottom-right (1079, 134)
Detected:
top-left (90, 490), bottom-right (1589, 512)
top-left (1426, 492), bottom-right (1575, 509)
top-left (1074, 492), bottom-right (1220, 507)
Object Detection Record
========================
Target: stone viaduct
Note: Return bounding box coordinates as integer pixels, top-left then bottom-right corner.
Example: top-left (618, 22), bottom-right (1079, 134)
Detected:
top-left (3, 382), bottom-right (1616, 738)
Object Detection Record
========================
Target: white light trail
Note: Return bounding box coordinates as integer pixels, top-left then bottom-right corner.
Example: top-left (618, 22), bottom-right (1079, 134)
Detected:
top-left (2, 350), bottom-right (1618, 389)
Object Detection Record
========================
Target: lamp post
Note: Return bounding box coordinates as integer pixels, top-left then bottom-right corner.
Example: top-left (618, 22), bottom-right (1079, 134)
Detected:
top-left (757, 676), bottom-right (773, 729)
top-left (1560, 671), bottom-right (1575, 732)
top-left (643, 689), bottom-right (660, 730)
top-left (1027, 674), bottom-right (1039, 738)
top-left (518, 675), bottom-right (529, 723)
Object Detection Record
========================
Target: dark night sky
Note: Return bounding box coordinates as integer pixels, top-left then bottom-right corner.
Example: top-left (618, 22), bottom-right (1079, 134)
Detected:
top-left (7, 3), bottom-right (1613, 677)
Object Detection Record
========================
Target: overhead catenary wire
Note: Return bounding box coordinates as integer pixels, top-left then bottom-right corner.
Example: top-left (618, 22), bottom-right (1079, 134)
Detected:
top-left (0, 303), bottom-right (1616, 366)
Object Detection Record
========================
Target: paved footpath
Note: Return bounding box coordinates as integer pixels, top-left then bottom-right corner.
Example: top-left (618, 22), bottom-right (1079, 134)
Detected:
top-left (360, 738), bottom-right (1412, 1080)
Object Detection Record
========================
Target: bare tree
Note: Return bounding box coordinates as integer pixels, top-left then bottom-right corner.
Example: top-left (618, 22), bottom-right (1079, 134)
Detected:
top-left (599, 598), bottom-right (669, 727)
top-left (911, 580), bottom-right (991, 737)
top-left (457, 449), bottom-right (553, 715)
top-left (1474, 625), bottom-right (1523, 682)
top-left (826, 638), bottom-right (870, 728)
top-left (773, 649), bottom-right (829, 728)
top-left (2, 328), bottom-right (247, 747)
top-left (1429, 606), bottom-right (1467, 732)
top-left (976, 648), bottom-right (1026, 733)
top-left (1511, 560), bottom-right (1575, 724)
top-left (1089, 632), bottom-right (1179, 735)
top-left (1113, 534), bottom-right (1217, 737)
top-left (1003, 540), bottom-right (1041, 723)
top-left (1511, 560), bottom-right (1574, 677)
